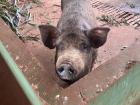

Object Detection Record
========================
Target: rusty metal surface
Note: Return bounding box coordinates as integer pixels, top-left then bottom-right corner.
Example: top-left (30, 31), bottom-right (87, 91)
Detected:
top-left (0, 54), bottom-right (31, 105)
top-left (0, 19), bottom-right (52, 105)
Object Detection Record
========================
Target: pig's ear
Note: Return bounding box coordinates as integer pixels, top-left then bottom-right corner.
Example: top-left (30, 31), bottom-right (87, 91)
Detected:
top-left (39, 25), bottom-right (60, 49)
top-left (88, 27), bottom-right (110, 48)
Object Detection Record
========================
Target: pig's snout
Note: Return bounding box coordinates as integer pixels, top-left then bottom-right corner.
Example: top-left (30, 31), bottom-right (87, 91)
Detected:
top-left (56, 64), bottom-right (77, 81)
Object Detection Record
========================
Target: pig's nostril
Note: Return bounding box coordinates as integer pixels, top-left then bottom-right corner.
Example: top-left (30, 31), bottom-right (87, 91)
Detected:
top-left (68, 68), bottom-right (75, 74)
top-left (57, 67), bottom-right (64, 74)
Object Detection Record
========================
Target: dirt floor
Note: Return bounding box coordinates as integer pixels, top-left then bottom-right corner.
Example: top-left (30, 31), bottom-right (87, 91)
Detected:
top-left (11, 0), bottom-right (140, 104)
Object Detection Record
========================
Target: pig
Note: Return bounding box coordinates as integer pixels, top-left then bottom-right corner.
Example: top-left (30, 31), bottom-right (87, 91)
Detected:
top-left (39, 0), bottom-right (110, 83)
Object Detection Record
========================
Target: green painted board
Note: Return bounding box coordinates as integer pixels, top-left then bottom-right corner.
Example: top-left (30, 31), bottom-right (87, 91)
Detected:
top-left (0, 41), bottom-right (42, 105)
top-left (89, 62), bottom-right (140, 105)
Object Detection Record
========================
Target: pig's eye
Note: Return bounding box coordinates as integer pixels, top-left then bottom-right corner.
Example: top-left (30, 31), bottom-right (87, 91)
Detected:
top-left (57, 43), bottom-right (64, 50)
top-left (80, 42), bottom-right (89, 51)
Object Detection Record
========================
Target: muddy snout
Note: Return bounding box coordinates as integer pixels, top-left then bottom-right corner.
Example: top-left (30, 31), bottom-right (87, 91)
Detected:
top-left (56, 63), bottom-right (77, 82)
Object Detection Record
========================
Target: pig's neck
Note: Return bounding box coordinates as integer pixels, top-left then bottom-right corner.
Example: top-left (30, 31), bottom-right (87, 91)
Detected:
top-left (58, 0), bottom-right (97, 33)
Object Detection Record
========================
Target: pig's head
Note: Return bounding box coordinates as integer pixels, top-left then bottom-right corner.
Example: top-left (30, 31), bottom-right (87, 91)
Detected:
top-left (39, 25), bottom-right (110, 83)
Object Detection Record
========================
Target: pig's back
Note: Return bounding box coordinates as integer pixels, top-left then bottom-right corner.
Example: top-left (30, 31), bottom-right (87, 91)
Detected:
top-left (58, 0), bottom-right (97, 32)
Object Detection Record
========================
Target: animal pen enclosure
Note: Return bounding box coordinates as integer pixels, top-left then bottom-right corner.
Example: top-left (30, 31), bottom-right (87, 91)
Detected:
top-left (0, 0), bottom-right (140, 105)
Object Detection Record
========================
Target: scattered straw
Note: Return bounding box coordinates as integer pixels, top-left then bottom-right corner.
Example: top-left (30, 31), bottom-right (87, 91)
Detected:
top-left (0, 0), bottom-right (39, 41)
